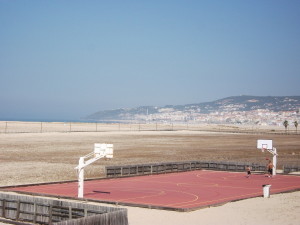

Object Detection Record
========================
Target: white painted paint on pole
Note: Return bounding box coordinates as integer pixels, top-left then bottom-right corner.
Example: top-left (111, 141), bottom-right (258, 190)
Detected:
top-left (78, 157), bottom-right (84, 198)
top-left (272, 148), bottom-right (277, 176)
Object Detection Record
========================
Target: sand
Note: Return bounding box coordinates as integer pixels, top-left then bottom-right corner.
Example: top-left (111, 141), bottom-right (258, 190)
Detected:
top-left (0, 122), bottom-right (299, 224)
top-left (1, 192), bottom-right (299, 225)
top-left (127, 191), bottom-right (300, 225)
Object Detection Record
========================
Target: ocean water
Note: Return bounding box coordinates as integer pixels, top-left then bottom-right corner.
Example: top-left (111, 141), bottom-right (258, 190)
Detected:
top-left (0, 118), bottom-right (128, 124)
top-left (0, 118), bottom-right (91, 123)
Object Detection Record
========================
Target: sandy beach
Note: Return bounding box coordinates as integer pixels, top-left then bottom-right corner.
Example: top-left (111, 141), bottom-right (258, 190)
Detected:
top-left (127, 191), bottom-right (300, 225)
top-left (0, 122), bottom-right (299, 224)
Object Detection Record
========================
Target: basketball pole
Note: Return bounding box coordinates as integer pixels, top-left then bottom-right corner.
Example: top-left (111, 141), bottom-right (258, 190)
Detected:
top-left (272, 148), bottom-right (277, 176)
top-left (265, 147), bottom-right (278, 176)
top-left (257, 140), bottom-right (278, 176)
top-left (75, 144), bottom-right (113, 198)
top-left (78, 157), bottom-right (85, 198)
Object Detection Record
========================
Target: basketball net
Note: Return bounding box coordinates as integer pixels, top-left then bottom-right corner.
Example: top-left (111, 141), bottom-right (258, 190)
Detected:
top-left (261, 148), bottom-right (266, 153)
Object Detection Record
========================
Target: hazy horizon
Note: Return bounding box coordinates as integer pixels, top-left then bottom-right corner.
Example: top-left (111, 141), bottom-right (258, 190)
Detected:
top-left (1, 1), bottom-right (300, 121)
top-left (1, 94), bottom-right (299, 122)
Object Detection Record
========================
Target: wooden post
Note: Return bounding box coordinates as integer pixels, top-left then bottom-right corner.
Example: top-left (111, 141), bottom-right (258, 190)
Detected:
top-left (33, 203), bottom-right (37, 223)
top-left (40, 122), bottom-right (43, 133)
top-left (49, 205), bottom-right (53, 225)
top-left (5, 122), bottom-right (7, 133)
top-left (16, 200), bottom-right (20, 220)
top-left (2, 199), bottom-right (5, 218)
top-left (69, 206), bottom-right (72, 219)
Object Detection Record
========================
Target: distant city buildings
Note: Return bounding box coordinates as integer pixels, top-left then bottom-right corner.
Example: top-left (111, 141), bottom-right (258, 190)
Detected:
top-left (128, 108), bottom-right (299, 127)
top-left (88, 96), bottom-right (300, 128)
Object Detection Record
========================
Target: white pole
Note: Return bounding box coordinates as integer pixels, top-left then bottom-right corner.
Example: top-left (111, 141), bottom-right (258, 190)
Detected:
top-left (272, 148), bottom-right (277, 176)
top-left (78, 157), bottom-right (84, 198)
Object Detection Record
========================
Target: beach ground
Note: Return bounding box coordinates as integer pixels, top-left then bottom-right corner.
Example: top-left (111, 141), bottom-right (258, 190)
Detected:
top-left (0, 122), bottom-right (299, 224)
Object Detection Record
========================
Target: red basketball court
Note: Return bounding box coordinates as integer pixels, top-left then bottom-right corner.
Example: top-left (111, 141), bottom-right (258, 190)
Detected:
top-left (4, 170), bottom-right (300, 211)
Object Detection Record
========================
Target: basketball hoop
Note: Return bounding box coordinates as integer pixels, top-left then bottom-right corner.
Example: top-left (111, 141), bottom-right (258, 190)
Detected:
top-left (257, 139), bottom-right (278, 176)
top-left (76, 143), bottom-right (113, 198)
top-left (261, 143), bottom-right (268, 153)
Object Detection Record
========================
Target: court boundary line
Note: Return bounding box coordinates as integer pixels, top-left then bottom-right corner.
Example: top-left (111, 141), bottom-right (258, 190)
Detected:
top-left (2, 171), bottom-right (300, 212)
top-left (2, 188), bottom-right (300, 212)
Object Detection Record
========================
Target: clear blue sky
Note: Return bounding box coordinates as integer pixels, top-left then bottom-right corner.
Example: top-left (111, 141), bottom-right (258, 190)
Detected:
top-left (1, 0), bottom-right (300, 121)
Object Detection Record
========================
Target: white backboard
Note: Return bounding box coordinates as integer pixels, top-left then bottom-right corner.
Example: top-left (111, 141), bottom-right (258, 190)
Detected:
top-left (105, 144), bottom-right (113, 158)
top-left (257, 140), bottom-right (273, 150)
top-left (94, 143), bottom-right (113, 158)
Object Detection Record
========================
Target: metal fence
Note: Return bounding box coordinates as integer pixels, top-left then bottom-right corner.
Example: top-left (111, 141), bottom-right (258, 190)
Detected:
top-left (106, 161), bottom-right (266, 178)
top-left (0, 121), bottom-right (294, 134)
top-left (0, 121), bottom-right (187, 133)
top-left (0, 193), bottom-right (128, 225)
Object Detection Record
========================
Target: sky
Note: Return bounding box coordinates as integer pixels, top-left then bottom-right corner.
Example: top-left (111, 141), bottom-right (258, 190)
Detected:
top-left (1, 0), bottom-right (300, 121)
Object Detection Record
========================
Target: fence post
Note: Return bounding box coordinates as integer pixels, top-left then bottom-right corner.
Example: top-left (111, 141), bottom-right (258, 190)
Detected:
top-left (69, 206), bottom-right (72, 219)
top-left (40, 122), bottom-right (43, 133)
top-left (49, 205), bottom-right (53, 225)
top-left (5, 122), bottom-right (7, 133)
top-left (2, 199), bottom-right (5, 218)
top-left (33, 203), bottom-right (37, 223)
top-left (16, 200), bottom-right (20, 220)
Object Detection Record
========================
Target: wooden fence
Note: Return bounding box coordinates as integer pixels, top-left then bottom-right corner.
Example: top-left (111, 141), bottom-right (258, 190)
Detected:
top-left (283, 165), bottom-right (300, 174)
top-left (106, 161), bottom-right (266, 178)
top-left (0, 193), bottom-right (128, 225)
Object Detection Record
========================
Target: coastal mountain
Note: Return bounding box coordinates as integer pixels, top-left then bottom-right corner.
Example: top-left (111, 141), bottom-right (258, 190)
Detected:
top-left (85, 95), bottom-right (300, 124)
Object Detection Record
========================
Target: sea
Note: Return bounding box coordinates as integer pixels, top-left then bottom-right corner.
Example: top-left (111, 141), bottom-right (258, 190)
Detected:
top-left (0, 118), bottom-right (126, 124)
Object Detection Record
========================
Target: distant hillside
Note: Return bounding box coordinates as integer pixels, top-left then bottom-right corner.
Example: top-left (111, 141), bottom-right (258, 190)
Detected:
top-left (192, 95), bottom-right (300, 113)
top-left (85, 95), bottom-right (300, 124)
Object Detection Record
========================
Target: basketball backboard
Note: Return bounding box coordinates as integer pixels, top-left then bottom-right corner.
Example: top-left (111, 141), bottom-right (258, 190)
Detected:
top-left (257, 140), bottom-right (273, 150)
top-left (94, 143), bottom-right (113, 158)
top-left (104, 144), bottom-right (113, 158)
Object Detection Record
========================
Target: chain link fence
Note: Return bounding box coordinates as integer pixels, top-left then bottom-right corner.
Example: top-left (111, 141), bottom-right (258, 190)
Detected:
top-left (0, 121), bottom-right (294, 134)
